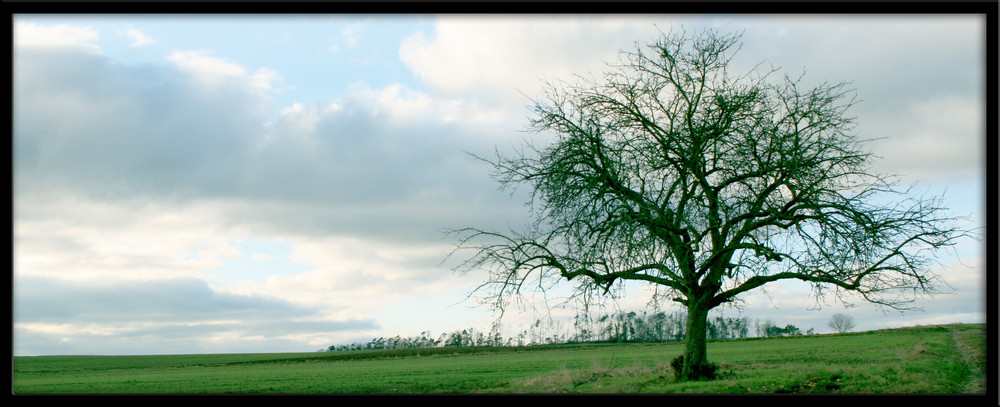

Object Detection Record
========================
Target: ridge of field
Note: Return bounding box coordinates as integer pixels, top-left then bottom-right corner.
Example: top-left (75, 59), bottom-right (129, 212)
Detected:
top-left (12, 323), bottom-right (986, 394)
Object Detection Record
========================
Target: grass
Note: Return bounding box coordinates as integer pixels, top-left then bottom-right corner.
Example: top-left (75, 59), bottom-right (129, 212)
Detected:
top-left (12, 323), bottom-right (986, 394)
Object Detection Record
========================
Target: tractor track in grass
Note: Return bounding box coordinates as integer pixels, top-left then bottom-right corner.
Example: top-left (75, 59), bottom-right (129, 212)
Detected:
top-left (948, 325), bottom-right (985, 393)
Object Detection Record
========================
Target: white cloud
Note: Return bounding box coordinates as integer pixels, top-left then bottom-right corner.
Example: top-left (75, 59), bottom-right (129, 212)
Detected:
top-left (13, 38), bottom-right (521, 353)
top-left (276, 102), bottom-right (326, 137)
top-left (249, 67), bottom-right (281, 94)
top-left (328, 21), bottom-right (366, 53)
top-left (14, 21), bottom-right (101, 54)
top-left (250, 253), bottom-right (275, 262)
top-left (168, 50), bottom-right (281, 95)
top-left (343, 82), bottom-right (509, 126)
top-left (125, 28), bottom-right (155, 47)
top-left (169, 50), bottom-right (246, 76)
top-left (399, 16), bottom-right (672, 101)
top-left (15, 40), bottom-right (521, 243)
top-left (401, 15), bottom-right (985, 185)
top-left (14, 198), bottom-right (243, 283)
top-left (241, 235), bottom-right (467, 309)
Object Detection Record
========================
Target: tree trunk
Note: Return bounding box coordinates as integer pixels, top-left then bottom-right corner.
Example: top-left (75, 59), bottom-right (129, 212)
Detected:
top-left (681, 301), bottom-right (712, 380)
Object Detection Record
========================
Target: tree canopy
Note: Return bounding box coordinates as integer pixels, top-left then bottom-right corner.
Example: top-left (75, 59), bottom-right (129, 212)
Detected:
top-left (449, 29), bottom-right (970, 380)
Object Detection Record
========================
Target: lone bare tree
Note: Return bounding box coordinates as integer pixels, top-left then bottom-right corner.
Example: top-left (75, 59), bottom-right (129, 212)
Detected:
top-left (828, 313), bottom-right (857, 333)
top-left (449, 29), bottom-right (968, 381)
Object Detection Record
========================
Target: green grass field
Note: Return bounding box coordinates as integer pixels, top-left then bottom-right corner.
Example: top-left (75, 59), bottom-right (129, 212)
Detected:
top-left (12, 323), bottom-right (986, 394)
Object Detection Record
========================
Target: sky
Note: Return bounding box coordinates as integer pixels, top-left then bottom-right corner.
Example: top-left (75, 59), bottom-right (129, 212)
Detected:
top-left (12, 14), bottom-right (989, 356)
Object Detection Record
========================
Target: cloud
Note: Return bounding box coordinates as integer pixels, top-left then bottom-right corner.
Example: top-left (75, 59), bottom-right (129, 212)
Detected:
top-left (13, 275), bottom-right (376, 355)
top-left (14, 48), bottom-right (272, 204)
top-left (12, 33), bottom-right (521, 260)
top-left (10, 192), bottom-right (489, 353)
top-left (13, 31), bottom-right (525, 354)
top-left (253, 235), bottom-right (472, 308)
top-left (712, 15), bottom-right (986, 182)
top-left (20, 16), bottom-right (980, 251)
top-left (399, 15), bottom-right (676, 101)
top-left (14, 21), bottom-right (101, 54)
top-left (330, 21), bottom-right (364, 53)
top-left (401, 15), bottom-right (985, 183)
top-left (16, 276), bottom-right (295, 323)
top-left (864, 95), bottom-right (984, 182)
top-left (14, 197), bottom-right (244, 283)
top-left (250, 253), bottom-right (275, 262)
top-left (168, 50), bottom-right (281, 95)
top-left (169, 50), bottom-right (248, 76)
top-left (125, 28), bottom-right (155, 47)
top-left (15, 36), bottom-right (524, 246)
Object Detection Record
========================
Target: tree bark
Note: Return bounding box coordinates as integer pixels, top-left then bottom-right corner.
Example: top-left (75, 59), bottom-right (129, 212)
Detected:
top-left (681, 300), bottom-right (712, 380)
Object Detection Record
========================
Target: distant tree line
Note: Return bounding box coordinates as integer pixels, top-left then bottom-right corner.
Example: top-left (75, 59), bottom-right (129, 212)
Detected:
top-left (323, 329), bottom-right (505, 352)
top-left (756, 320), bottom-right (812, 337)
top-left (322, 311), bottom-right (816, 352)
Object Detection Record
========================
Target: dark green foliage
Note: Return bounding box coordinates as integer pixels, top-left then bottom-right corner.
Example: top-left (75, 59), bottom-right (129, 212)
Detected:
top-left (765, 324), bottom-right (803, 338)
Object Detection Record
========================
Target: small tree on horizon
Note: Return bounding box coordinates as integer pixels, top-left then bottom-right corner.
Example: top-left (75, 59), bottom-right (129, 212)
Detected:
top-left (828, 313), bottom-right (857, 333)
top-left (448, 29), bottom-right (970, 381)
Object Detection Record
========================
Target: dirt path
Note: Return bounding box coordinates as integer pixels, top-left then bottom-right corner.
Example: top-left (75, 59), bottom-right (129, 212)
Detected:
top-left (949, 326), bottom-right (985, 393)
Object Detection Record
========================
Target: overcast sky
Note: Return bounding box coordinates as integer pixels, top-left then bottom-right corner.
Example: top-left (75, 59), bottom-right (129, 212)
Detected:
top-left (13, 14), bottom-right (987, 356)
